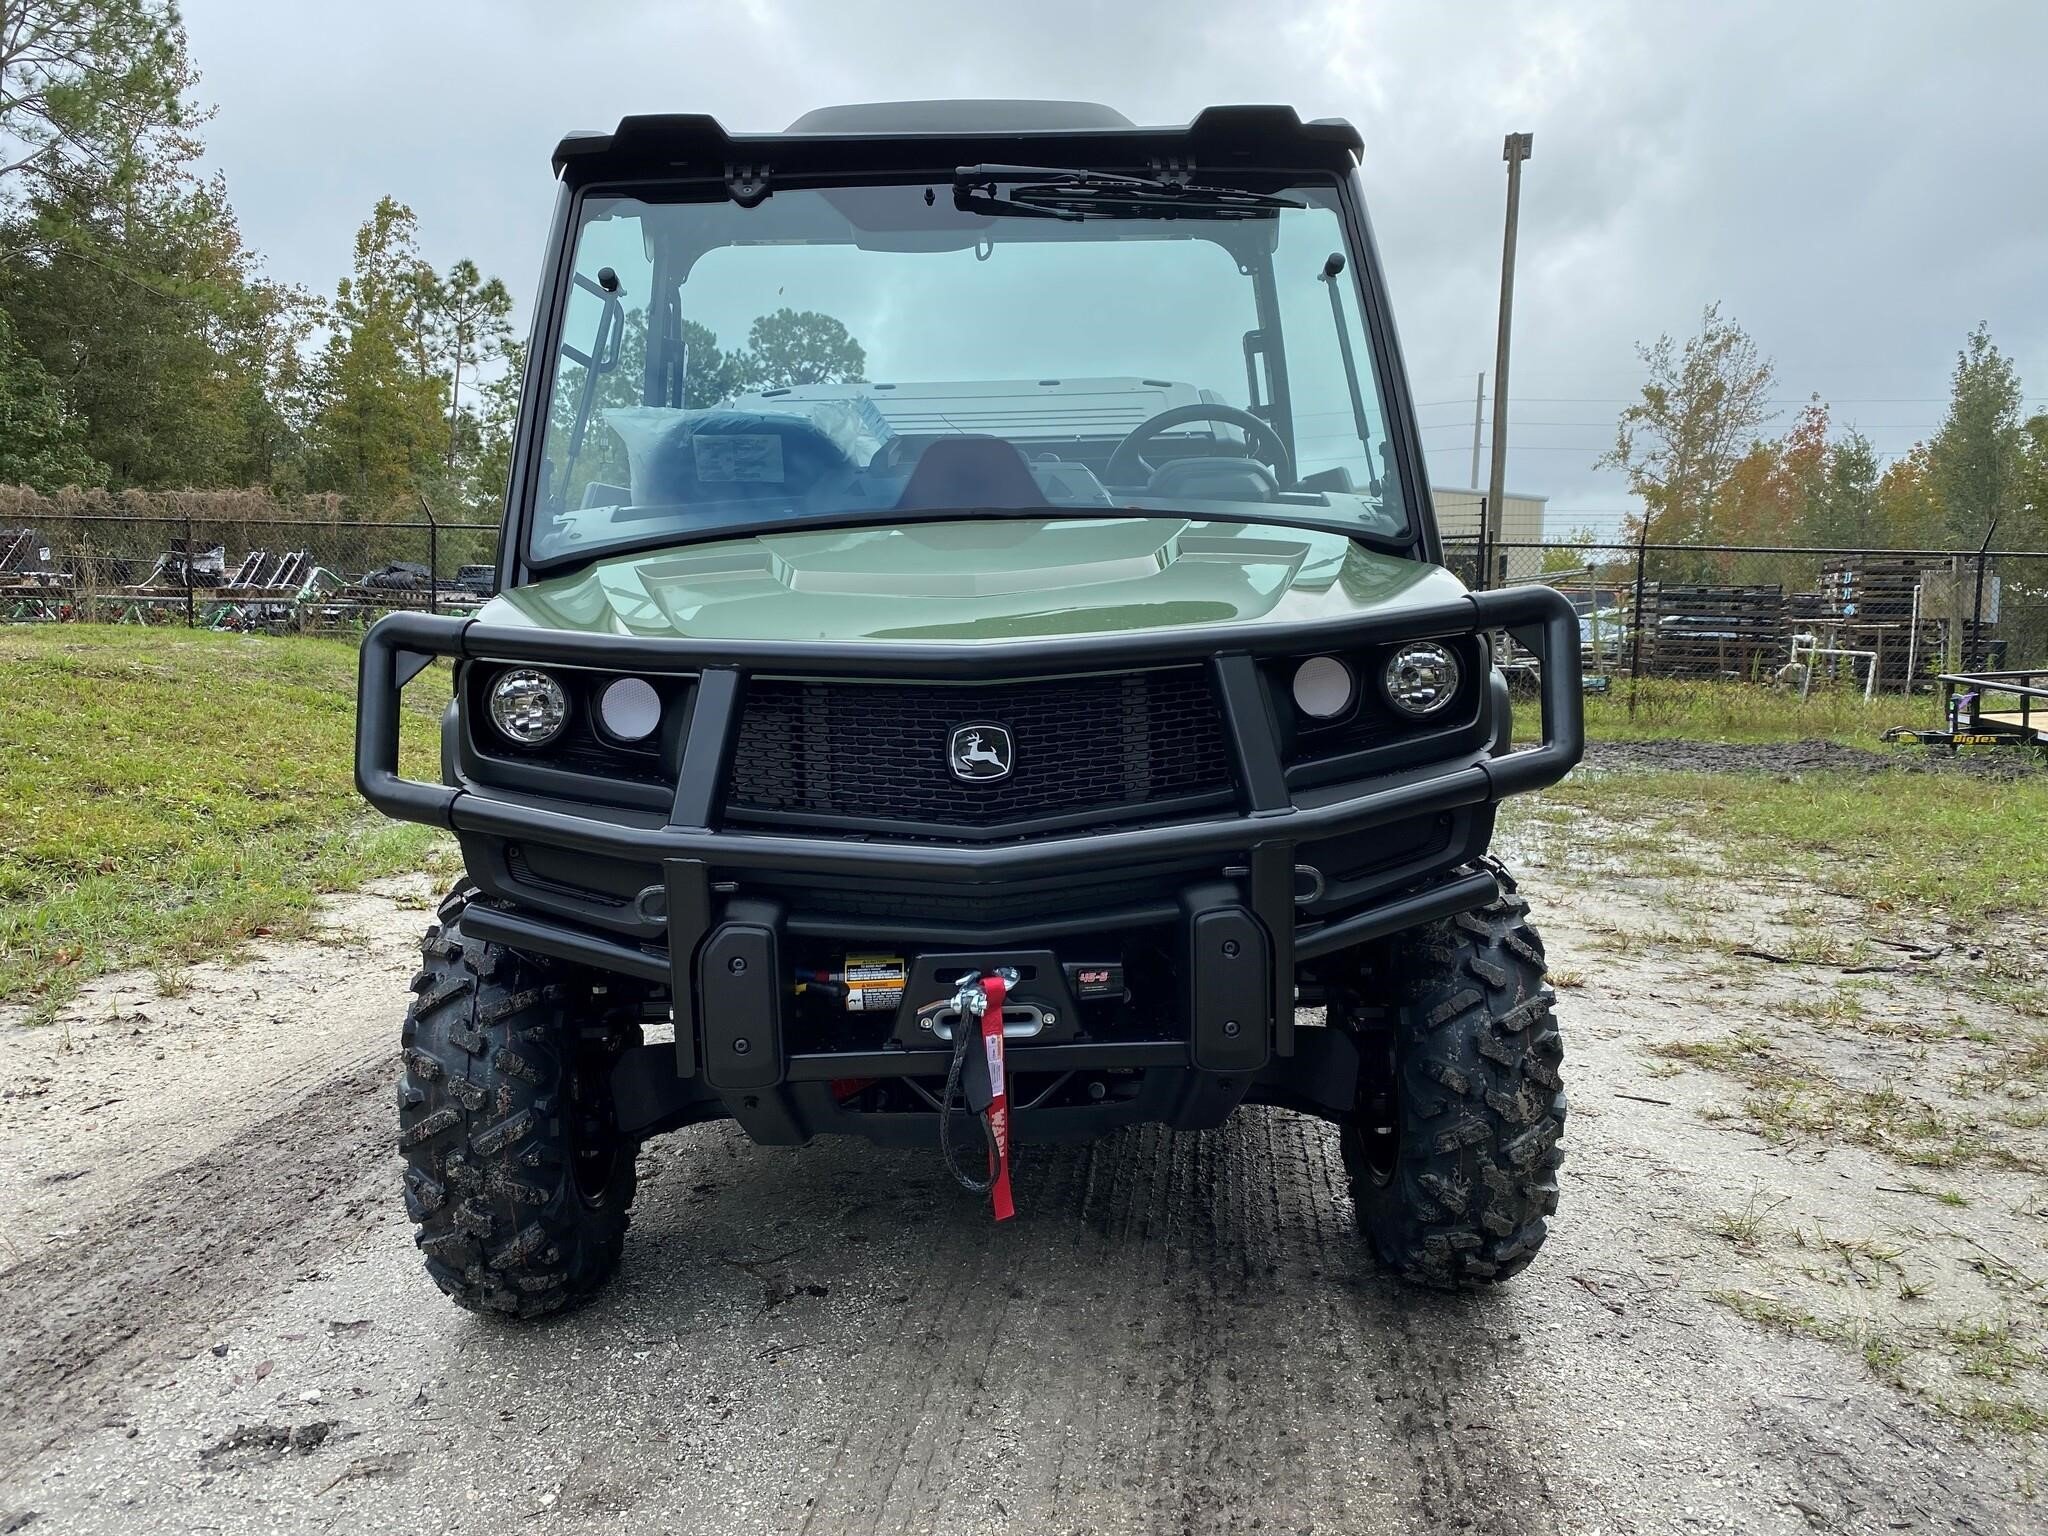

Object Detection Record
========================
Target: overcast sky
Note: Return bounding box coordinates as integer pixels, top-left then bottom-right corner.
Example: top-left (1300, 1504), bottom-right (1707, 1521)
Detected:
top-left (179, 0), bottom-right (2048, 536)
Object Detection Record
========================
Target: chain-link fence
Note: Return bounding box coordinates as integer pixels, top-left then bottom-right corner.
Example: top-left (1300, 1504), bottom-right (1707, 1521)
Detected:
top-left (1445, 537), bottom-right (2048, 694)
top-left (1, 500), bottom-right (499, 635)
top-left (7, 488), bottom-right (2046, 687)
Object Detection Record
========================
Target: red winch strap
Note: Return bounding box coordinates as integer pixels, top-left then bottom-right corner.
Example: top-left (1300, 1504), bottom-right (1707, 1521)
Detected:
top-left (979, 974), bottom-right (1015, 1221)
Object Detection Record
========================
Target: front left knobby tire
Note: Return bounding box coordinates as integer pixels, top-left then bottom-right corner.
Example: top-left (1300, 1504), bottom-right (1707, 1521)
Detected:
top-left (397, 886), bottom-right (640, 1319)
top-left (1342, 881), bottom-right (1567, 1288)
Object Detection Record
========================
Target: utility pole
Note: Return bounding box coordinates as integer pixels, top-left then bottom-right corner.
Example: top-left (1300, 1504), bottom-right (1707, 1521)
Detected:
top-left (1483, 132), bottom-right (1533, 589)
top-left (1469, 371), bottom-right (1485, 489)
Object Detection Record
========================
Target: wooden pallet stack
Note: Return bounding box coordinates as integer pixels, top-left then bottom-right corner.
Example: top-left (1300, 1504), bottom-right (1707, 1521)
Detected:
top-left (1637, 583), bottom-right (1788, 678)
top-left (1816, 556), bottom-right (1952, 686)
top-left (1787, 591), bottom-right (1831, 627)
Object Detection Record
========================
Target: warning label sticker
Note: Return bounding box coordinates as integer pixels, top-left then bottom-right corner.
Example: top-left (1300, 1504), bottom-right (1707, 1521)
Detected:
top-left (843, 953), bottom-right (906, 1013)
top-left (693, 433), bottom-right (785, 483)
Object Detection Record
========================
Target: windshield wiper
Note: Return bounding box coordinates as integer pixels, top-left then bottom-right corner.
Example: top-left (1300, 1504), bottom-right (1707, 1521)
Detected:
top-left (953, 164), bottom-right (1304, 221)
top-left (531, 499), bottom-right (1413, 576)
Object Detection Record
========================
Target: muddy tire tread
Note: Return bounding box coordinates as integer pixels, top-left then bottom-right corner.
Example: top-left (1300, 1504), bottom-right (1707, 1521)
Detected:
top-left (397, 885), bottom-right (635, 1319)
top-left (1344, 886), bottom-right (1567, 1288)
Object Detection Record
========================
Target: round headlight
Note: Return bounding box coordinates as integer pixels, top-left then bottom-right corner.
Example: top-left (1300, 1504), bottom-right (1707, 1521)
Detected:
top-left (488, 668), bottom-right (569, 745)
top-left (597, 676), bottom-right (662, 743)
top-left (1291, 655), bottom-right (1356, 720)
top-left (1382, 642), bottom-right (1462, 718)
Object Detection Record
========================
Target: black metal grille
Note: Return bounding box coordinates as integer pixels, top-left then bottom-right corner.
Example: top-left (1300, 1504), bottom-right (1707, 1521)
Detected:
top-left (726, 668), bottom-right (1234, 829)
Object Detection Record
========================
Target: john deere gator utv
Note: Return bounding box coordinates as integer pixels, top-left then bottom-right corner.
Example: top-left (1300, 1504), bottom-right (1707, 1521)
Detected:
top-left (355, 100), bottom-right (1584, 1317)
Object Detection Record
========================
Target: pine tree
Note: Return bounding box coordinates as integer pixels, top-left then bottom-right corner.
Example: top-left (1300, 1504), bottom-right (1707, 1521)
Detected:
top-left (437, 258), bottom-right (512, 462)
top-left (1810, 430), bottom-right (1881, 548)
top-left (0, 1), bottom-right (199, 211)
top-left (306, 198), bottom-right (448, 512)
top-left (0, 306), bottom-right (105, 490)
top-left (1928, 323), bottom-right (2024, 545)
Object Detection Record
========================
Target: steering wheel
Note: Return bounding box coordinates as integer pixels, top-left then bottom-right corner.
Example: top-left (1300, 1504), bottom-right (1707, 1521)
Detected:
top-left (1103, 403), bottom-right (1296, 490)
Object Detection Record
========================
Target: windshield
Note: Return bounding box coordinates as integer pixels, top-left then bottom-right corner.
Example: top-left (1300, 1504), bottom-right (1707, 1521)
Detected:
top-left (529, 176), bottom-right (1411, 566)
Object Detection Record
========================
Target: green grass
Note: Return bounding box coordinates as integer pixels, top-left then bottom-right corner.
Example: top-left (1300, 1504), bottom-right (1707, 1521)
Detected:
top-left (0, 626), bottom-right (451, 1018)
top-left (1535, 768), bottom-right (2048, 920)
top-left (1710, 1291), bottom-right (2048, 1432)
top-left (1708, 1290), bottom-right (1912, 1388)
top-left (1529, 677), bottom-right (1924, 745)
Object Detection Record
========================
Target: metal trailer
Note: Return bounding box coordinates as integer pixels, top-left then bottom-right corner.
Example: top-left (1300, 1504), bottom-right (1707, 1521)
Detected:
top-left (1883, 670), bottom-right (2048, 754)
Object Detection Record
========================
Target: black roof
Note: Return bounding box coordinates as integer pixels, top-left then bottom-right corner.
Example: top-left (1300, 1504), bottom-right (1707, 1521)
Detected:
top-left (552, 101), bottom-right (1363, 181)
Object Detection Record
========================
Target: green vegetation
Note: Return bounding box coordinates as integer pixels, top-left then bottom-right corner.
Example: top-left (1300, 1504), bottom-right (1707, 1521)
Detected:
top-left (0, 3), bottom-right (519, 514)
top-left (1512, 672), bottom-right (2026, 748)
top-left (1598, 305), bottom-right (2047, 557)
top-left (0, 4), bottom-right (872, 521)
top-left (1572, 678), bottom-right (1918, 745)
top-left (1512, 674), bottom-right (1974, 747)
top-left (1709, 1289), bottom-right (1912, 1389)
top-left (5, 3), bottom-right (2048, 563)
top-left (1650, 1025), bottom-right (2034, 1174)
top-left (1709, 1289), bottom-right (2048, 1434)
top-left (0, 626), bottom-right (449, 1019)
top-left (1535, 767), bottom-right (2048, 920)
top-left (1710, 1188), bottom-right (1787, 1250)
top-left (0, 308), bottom-right (102, 490)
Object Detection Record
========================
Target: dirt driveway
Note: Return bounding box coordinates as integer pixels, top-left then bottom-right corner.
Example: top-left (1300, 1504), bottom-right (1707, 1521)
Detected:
top-left (2, 835), bottom-right (2043, 1535)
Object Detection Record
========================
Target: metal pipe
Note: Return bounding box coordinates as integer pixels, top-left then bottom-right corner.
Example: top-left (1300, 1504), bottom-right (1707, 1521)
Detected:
top-left (1791, 633), bottom-right (1879, 702)
top-left (1905, 583), bottom-right (1920, 698)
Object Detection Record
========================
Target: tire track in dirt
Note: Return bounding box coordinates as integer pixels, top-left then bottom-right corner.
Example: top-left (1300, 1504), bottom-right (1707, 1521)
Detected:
top-left (0, 1050), bottom-right (397, 1465)
top-left (5, 871), bottom-right (2045, 1534)
top-left (786, 1160), bottom-right (1010, 1536)
top-left (779, 1108), bottom-right (1570, 1535)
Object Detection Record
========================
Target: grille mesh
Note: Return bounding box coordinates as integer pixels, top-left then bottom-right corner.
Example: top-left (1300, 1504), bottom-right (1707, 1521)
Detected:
top-left (726, 669), bottom-right (1233, 829)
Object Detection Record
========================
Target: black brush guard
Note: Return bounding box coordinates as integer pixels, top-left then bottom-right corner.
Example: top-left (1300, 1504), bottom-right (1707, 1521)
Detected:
top-left (356, 585), bottom-right (1583, 1142)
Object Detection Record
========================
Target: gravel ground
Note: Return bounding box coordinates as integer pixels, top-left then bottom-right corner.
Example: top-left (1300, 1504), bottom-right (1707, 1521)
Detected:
top-left (0, 864), bottom-right (2042, 1535)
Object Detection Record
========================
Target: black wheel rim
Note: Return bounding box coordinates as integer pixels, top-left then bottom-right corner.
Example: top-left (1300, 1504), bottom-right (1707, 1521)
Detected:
top-left (1358, 1032), bottom-right (1401, 1187)
top-left (569, 1037), bottom-right (624, 1205)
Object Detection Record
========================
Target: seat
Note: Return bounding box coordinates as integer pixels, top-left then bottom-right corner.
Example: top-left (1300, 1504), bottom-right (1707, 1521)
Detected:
top-left (895, 435), bottom-right (1050, 510)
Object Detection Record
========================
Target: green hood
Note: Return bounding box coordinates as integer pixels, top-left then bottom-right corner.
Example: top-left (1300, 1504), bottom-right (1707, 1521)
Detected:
top-left (486, 517), bottom-right (1465, 642)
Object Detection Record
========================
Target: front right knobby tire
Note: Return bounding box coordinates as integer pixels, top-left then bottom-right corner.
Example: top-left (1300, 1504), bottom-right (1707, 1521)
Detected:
top-left (397, 887), bottom-right (638, 1319)
top-left (1342, 887), bottom-right (1567, 1287)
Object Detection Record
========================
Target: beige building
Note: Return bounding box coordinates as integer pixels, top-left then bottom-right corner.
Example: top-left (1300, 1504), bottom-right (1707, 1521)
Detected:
top-left (1430, 486), bottom-right (1549, 546)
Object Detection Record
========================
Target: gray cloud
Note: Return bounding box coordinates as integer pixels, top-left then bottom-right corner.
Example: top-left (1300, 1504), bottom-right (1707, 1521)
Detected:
top-left (181, 0), bottom-right (2048, 532)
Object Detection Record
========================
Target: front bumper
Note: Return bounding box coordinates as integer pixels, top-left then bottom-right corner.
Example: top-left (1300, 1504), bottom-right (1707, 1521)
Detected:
top-left (357, 585), bottom-right (1583, 1134)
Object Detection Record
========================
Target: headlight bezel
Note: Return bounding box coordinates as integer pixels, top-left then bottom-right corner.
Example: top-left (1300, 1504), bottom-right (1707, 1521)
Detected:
top-left (461, 662), bottom-right (689, 800)
top-left (1271, 633), bottom-right (1485, 778)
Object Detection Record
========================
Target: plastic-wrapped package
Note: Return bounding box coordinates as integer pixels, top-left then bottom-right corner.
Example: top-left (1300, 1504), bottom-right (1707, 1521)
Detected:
top-left (751, 395), bottom-right (895, 468)
top-left (602, 399), bottom-right (894, 506)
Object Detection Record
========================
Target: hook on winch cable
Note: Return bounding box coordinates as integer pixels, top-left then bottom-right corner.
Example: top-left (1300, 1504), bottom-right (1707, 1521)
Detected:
top-left (939, 968), bottom-right (1017, 1221)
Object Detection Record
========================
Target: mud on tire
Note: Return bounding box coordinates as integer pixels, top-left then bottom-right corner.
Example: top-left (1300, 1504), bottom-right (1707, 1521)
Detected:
top-left (398, 887), bottom-right (639, 1318)
top-left (1342, 884), bottom-right (1566, 1287)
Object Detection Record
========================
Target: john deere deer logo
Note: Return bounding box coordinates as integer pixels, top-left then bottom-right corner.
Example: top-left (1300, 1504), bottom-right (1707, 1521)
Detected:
top-left (948, 723), bottom-right (1014, 783)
